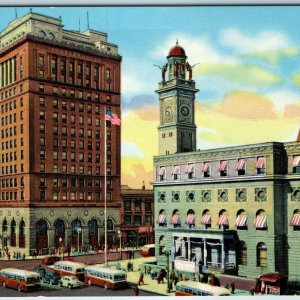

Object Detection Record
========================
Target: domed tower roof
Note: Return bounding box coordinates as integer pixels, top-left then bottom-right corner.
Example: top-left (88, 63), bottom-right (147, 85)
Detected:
top-left (167, 40), bottom-right (187, 58)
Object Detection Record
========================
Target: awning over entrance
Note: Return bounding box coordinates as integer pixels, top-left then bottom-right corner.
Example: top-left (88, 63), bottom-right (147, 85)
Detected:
top-left (260, 273), bottom-right (287, 283)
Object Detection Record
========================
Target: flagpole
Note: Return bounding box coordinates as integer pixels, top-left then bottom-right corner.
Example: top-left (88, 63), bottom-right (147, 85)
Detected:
top-left (104, 117), bottom-right (107, 265)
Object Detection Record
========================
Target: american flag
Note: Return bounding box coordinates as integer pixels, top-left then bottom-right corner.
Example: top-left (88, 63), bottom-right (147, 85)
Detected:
top-left (105, 109), bottom-right (121, 126)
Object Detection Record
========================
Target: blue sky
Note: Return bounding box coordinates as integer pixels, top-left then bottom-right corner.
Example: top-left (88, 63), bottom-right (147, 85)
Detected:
top-left (1, 6), bottom-right (300, 188)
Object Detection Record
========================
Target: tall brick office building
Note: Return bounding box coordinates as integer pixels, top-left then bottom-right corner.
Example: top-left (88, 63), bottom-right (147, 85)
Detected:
top-left (0, 12), bottom-right (122, 255)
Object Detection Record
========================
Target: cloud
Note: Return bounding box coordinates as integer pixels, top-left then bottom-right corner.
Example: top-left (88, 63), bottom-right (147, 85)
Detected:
top-left (291, 72), bottom-right (300, 88)
top-left (122, 141), bottom-right (145, 158)
top-left (240, 47), bottom-right (300, 66)
top-left (220, 28), bottom-right (290, 53)
top-left (284, 103), bottom-right (300, 119)
top-left (194, 63), bottom-right (284, 87)
top-left (266, 90), bottom-right (300, 111)
top-left (122, 94), bottom-right (157, 111)
top-left (150, 32), bottom-right (236, 64)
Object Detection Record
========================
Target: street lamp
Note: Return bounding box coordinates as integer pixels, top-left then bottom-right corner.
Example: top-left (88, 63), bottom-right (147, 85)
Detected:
top-left (165, 250), bottom-right (171, 293)
top-left (77, 228), bottom-right (81, 254)
top-left (118, 229), bottom-right (122, 260)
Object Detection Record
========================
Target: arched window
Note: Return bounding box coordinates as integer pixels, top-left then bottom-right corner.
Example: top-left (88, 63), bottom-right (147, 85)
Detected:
top-left (36, 219), bottom-right (48, 251)
top-left (217, 209), bottom-right (229, 230)
top-left (170, 209), bottom-right (181, 228)
top-left (10, 220), bottom-right (16, 247)
top-left (235, 209), bottom-right (248, 230)
top-left (257, 242), bottom-right (267, 267)
top-left (19, 220), bottom-right (25, 248)
top-left (2, 219), bottom-right (8, 232)
top-left (72, 219), bottom-right (82, 250)
top-left (72, 219), bottom-right (82, 236)
top-left (54, 219), bottom-right (66, 247)
top-left (38, 30), bottom-right (46, 38)
top-left (254, 209), bottom-right (268, 230)
top-left (237, 241), bottom-right (247, 266)
top-left (159, 235), bottom-right (165, 255)
top-left (200, 209), bottom-right (211, 229)
top-left (185, 209), bottom-right (195, 228)
top-left (107, 219), bottom-right (114, 231)
top-left (88, 219), bottom-right (98, 247)
top-left (289, 209), bottom-right (300, 231)
top-left (156, 209), bottom-right (167, 227)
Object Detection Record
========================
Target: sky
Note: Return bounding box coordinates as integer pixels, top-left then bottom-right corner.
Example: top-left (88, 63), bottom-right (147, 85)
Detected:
top-left (1, 6), bottom-right (300, 189)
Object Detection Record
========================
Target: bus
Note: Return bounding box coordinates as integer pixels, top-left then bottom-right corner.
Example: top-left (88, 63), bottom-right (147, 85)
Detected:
top-left (85, 266), bottom-right (127, 289)
top-left (0, 268), bottom-right (41, 292)
top-left (175, 281), bottom-right (231, 296)
top-left (140, 244), bottom-right (155, 257)
top-left (52, 261), bottom-right (86, 281)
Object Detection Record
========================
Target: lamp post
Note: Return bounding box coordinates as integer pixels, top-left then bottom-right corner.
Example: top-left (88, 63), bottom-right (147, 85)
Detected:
top-left (165, 250), bottom-right (171, 293)
top-left (58, 237), bottom-right (64, 259)
top-left (77, 228), bottom-right (81, 254)
top-left (118, 229), bottom-right (122, 260)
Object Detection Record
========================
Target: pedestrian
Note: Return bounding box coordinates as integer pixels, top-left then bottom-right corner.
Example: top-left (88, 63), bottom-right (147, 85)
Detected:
top-left (231, 281), bottom-right (235, 294)
top-left (134, 284), bottom-right (139, 296)
top-left (22, 253), bottom-right (25, 260)
top-left (174, 274), bottom-right (179, 286)
top-left (138, 272), bottom-right (144, 285)
top-left (7, 252), bottom-right (11, 261)
top-left (250, 287), bottom-right (255, 296)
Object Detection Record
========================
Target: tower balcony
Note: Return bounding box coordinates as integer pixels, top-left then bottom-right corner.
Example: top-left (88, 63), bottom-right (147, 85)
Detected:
top-left (158, 78), bottom-right (196, 91)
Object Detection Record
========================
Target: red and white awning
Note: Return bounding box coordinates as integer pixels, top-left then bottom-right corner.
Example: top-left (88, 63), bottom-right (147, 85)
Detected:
top-left (185, 214), bottom-right (195, 225)
top-left (202, 162), bottom-right (210, 173)
top-left (185, 164), bottom-right (194, 173)
top-left (170, 214), bottom-right (180, 225)
top-left (292, 156), bottom-right (300, 167)
top-left (256, 157), bottom-right (265, 169)
top-left (289, 213), bottom-right (300, 226)
top-left (172, 165), bottom-right (180, 175)
top-left (200, 215), bottom-right (211, 225)
top-left (235, 159), bottom-right (245, 170)
top-left (254, 215), bottom-right (268, 228)
top-left (217, 214), bottom-right (229, 225)
top-left (218, 161), bottom-right (228, 171)
top-left (156, 214), bottom-right (166, 224)
top-left (158, 167), bottom-right (166, 176)
top-left (235, 215), bottom-right (247, 227)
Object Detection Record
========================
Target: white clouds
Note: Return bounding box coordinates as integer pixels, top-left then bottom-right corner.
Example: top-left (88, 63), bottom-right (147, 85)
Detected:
top-left (220, 28), bottom-right (290, 53)
top-left (267, 90), bottom-right (300, 111)
top-left (122, 141), bottom-right (145, 158)
top-left (150, 32), bottom-right (236, 64)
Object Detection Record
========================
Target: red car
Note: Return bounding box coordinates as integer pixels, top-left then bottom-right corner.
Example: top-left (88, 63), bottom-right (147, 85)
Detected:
top-left (42, 256), bottom-right (61, 265)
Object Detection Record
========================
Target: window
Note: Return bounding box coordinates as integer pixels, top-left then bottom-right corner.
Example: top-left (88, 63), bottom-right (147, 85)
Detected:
top-left (39, 97), bottom-right (45, 107)
top-left (257, 242), bottom-right (267, 267)
top-left (292, 155), bottom-right (300, 173)
top-left (158, 167), bottom-right (166, 181)
top-left (202, 162), bottom-right (210, 178)
top-left (256, 157), bottom-right (265, 175)
top-left (186, 164), bottom-right (194, 179)
top-left (124, 216), bottom-right (131, 225)
top-left (236, 159), bottom-right (246, 176)
top-left (135, 201), bottom-right (141, 212)
top-left (172, 165), bottom-right (180, 180)
top-left (124, 201), bottom-right (131, 212)
top-left (145, 201), bottom-right (151, 212)
top-left (40, 163), bottom-right (45, 172)
top-left (172, 191), bottom-right (180, 202)
top-left (40, 138), bottom-right (45, 146)
top-left (40, 124), bottom-right (45, 133)
top-left (39, 84), bottom-right (44, 92)
top-left (40, 150), bottom-right (45, 160)
top-left (134, 216), bottom-right (141, 225)
top-left (237, 241), bottom-right (247, 266)
top-left (219, 160), bottom-right (228, 176)
top-left (289, 210), bottom-right (300, 231)
top-left (158, 192), bottom-right (166, 203)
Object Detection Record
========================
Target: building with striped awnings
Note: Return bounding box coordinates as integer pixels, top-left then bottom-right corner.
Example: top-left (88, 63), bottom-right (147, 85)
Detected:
top-left (154, 42), bottom-right (300, 282)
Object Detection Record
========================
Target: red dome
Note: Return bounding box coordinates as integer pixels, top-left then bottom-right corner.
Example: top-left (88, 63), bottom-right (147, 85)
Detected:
top-left (168, 41), bottom-right (186, 58)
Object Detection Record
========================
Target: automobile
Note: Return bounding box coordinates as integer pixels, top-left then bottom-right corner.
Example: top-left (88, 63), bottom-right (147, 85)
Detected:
top-left (34, 266), bottom-right (46, 276)
top-left (59, 276), bottom-right (83, 289)
top-left (42, 272), bottom-right (61, 285)
top-left (42, 256), bottom-right (61, 266)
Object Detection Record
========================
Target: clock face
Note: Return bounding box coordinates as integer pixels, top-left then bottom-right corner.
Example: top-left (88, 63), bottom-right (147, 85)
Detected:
top-left (180, 105), bottom-right (190, 117)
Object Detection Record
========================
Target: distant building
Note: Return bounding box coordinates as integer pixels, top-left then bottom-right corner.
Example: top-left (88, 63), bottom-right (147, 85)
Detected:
top-left (121, 184), bottom-right (154, 247)
top-left (154, 42), bottom-right (300, 281)
top-left (0, 12), bottom-right (122, 255)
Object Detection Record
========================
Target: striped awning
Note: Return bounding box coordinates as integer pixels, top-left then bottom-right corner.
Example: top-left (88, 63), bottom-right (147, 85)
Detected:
top-left (156, 214), bottom-right (166, 224)
top-left (202, 162), bottom-right (210, 173)
top-left (218, 161), bottom-right (228, 171)
top-left (172, 165), bottom-right (180, 175)
top-left (289, 213), bottom-right (300, 226)
top-left (185, 214), bottom-right (195, 225)
top-left (185, 164), bottom-right (194, 173)
top-left (256, 157), bottom-right (265, 169)
top-left (235, 215), bottom-right (247, 227)
top-left (200, 215), bottom-right (211, 225)
top-left (217, 214), bottom-right (229, 225)
top-left (158, 167), bottom-right (166, 176)
top-left (254, 215), bottom-right (268, 228)
top-left (235, 159), bottom-right (245, 170)
top-left (170, 214), bottom-right (180, 225)
top-left (292, 156), bottom-right (300, 167)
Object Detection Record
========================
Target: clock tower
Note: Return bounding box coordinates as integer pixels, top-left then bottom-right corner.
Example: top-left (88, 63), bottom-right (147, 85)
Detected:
top-left (156, 41), bottom-right (199, 155)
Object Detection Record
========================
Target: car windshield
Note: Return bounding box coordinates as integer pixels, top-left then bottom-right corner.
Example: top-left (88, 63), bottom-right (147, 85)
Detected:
top-left (76, 268), bottom-right (85, 273)
top-left (26, 277), bottom-right (40, 284)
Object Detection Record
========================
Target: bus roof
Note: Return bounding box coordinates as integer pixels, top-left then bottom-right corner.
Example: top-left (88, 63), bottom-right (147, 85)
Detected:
top-left (86, 266), bottom-right (126, 275)
top-left (0, 268), bottom-right (40, 277)
top-left (54, 261), bottom-right (86, 268)
top-left (176, 281), bottom-right (231, 295)
top-left (142, 244), bottom-right (155, 248)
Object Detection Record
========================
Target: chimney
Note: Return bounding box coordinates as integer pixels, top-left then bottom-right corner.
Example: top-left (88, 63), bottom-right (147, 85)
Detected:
top-left (297, 129), bottom-right (300, 142)
top-left (142, 181), bottom-right (145, 190)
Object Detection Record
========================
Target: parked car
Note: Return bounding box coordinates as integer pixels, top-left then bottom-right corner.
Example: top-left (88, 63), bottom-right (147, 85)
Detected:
top-left (42, 272), bottom-right (61, 285)
top-left (42, 256), bottom-right (61, 266)
top-left (59, 276), bottom-right (83, 289)
top-left (34, 266), bottom-right (46, 276)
